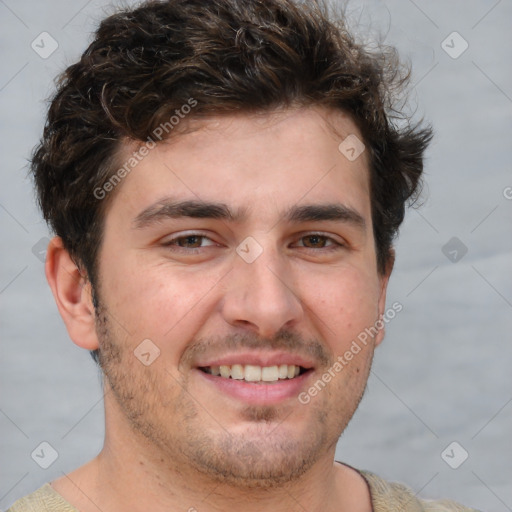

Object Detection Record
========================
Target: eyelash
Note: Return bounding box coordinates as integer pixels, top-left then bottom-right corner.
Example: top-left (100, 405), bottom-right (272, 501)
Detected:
top-left (162, 232), bottom-right (344, 253)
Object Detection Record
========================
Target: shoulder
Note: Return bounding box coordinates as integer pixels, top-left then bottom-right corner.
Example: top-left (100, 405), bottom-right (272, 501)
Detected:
top-left (358, 470), bottom-right (481, 512)
top-left (6, 483), bottom-right (78, 512)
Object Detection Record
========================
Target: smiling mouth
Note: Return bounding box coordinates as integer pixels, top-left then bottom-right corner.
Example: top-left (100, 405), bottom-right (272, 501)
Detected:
top-left (199, 364), bottom-right (309, 383)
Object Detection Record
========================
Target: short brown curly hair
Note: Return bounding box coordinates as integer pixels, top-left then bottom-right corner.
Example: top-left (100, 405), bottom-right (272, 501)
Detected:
top-left (32, 0), bottom-right (432, 291)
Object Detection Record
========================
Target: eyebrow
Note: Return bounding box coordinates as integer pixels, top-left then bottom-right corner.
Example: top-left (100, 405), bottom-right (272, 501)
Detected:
top-left (133, 199), bottom-right (245, 228)
top-left (283, 203), bottom-right (365, 229)
top-left (132, 198), bottom-right (366, 231)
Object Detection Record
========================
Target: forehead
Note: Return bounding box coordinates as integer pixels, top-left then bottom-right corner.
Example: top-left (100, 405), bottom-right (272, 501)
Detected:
top-left (109, 107), bottom-right (371, 223)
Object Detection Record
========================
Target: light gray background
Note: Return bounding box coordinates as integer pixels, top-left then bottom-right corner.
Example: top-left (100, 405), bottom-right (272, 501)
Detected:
top-left (1, 1), bottom-right (511, 510)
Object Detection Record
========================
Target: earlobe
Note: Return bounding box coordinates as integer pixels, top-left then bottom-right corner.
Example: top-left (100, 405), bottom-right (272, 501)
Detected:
top-left (45, 236), bottom-right (99, 351)
top-left (374, 248), bottom-right (395, 347)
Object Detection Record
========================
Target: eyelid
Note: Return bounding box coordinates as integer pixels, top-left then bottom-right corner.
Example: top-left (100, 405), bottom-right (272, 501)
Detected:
top-left (161, 231), bottom-right (220, 248)
top-left (292, 231), bottom-right (345, 247)
top-left (297, 231), bottom-right (347, 251)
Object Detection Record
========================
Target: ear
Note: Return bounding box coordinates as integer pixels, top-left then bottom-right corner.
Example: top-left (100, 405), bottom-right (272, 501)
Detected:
top-left (45, 236), bottom-right (99, 351)
top-left (374, 248), bottom-right (395, 347)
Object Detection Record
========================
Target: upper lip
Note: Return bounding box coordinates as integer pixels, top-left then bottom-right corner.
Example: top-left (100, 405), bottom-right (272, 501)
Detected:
top-left (195, 351), bottom-right (315, 369)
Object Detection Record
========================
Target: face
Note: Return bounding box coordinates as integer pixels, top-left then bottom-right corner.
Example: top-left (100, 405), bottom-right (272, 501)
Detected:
top-left (93, 107), bottom-right (390, 487)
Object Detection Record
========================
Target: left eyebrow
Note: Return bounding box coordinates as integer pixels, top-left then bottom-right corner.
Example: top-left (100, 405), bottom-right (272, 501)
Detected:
top-left (132, 198), bottom-right (366, 231)
top-left (284, 204), bottom-right (366, 230)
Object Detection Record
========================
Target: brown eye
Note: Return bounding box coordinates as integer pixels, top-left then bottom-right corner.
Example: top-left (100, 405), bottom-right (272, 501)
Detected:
top-left (163, 233), bottom-right (217, 251)
top-left (293, 233), bottom-right (344, 253)
top-left (176, 235), bottom-right (204, 248)
top-left (301, 235), bottom-right (329, 248)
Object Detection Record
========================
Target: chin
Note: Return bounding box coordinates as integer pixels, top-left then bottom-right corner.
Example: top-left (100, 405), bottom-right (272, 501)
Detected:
top-left (184, 421), bottom-right (328, 489)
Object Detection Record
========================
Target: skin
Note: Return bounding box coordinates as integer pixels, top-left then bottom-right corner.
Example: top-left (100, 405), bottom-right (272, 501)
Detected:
top-left (46, 106), bottom-right (393, 512)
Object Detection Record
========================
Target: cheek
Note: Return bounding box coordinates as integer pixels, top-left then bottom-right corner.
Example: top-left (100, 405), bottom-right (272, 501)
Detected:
top-left (302, 266), bottom-right (381, 345)
top-left (99, 254), bottom-right (223, 351)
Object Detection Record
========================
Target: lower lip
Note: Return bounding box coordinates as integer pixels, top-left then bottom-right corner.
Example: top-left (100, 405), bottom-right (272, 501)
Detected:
top-left (195, 369), bottom-right (313, 405)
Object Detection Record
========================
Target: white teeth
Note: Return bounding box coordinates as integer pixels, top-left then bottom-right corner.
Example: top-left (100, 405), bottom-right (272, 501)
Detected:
top-left (244, 365), bottom-right (262, 382)
top-left (261, 365), bottom-right (279, 382)
top-left (204, 364), bottom-right (303, 382)
top-left (231, 364), bottom-right (244, 380)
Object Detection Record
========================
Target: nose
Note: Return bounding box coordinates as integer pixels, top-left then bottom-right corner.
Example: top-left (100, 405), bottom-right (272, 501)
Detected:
top-left (220, 244), bottom-right (304, 338)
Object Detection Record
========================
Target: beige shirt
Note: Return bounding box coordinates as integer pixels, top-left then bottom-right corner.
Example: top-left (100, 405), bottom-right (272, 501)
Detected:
top-left (7, 471), bottom-right (479, 512)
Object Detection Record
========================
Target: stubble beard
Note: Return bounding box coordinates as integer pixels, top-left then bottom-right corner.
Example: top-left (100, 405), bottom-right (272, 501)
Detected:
top-left (93, 299), bottom-right (372, 490)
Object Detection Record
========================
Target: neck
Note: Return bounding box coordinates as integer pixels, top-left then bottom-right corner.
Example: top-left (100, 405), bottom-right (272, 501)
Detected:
top-left (52, 393), bottom-right (372, 512)
top-left (97, 432), bottom-right (343, 512)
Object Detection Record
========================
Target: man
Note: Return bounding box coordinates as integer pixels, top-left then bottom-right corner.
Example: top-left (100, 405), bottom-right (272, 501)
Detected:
top-left (8, 0), bottom-right (477, 510)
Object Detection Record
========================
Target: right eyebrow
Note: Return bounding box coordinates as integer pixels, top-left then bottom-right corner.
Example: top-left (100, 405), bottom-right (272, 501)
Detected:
top-left (132, 198), bottom-right (247, 229)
